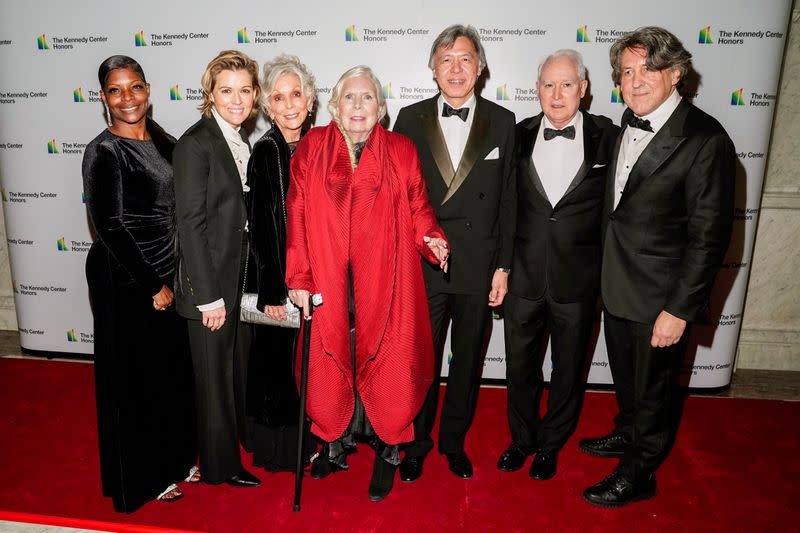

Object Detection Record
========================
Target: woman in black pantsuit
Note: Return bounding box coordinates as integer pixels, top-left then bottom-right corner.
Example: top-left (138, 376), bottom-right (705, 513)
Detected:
top-left (173, 50), bottom-right (262, 487)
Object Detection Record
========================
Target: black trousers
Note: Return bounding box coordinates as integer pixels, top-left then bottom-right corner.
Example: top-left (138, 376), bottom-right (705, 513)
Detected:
top-left (406, 291), bottom-right (490, 456)
top-left (187, 316), bottom-right (252, 484)
top-left (604, 309), bottom-right (687, 478)
top-left (503, 292), bottom-right (596, 453)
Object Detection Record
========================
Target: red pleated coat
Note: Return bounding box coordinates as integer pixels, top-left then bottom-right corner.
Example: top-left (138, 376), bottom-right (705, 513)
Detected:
top-left (285, 122), bottom-right (446, 445)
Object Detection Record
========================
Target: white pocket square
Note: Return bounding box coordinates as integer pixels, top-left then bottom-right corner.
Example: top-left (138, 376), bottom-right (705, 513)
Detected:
top-left (592, 163), bottom-right (607, 168)
top-left (484, 147), bottom-right (500, 160)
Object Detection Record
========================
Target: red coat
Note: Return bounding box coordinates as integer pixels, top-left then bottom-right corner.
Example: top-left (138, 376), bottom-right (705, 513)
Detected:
top-left (286, 122), bottom-right (446, 444)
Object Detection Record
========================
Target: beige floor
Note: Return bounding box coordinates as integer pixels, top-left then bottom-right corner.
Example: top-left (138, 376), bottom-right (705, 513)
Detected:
top-left (0, 522), bottom-right (107, 533)
top-left (1, 330), bottom-right (797, 401)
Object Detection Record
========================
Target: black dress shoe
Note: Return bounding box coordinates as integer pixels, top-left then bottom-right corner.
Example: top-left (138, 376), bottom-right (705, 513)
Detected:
top-left (444, 451), bottom-right (473, 479)
top-left (528, 450), bottom-right (557, 480)
top-left (497, 444), bottom-right (534, 472)
top-left (226, 468), bottom-right (261, 487)
top-left (583, 470), bottom-right (656, 508)
top-left (368, 454), bottom-right (397, 502)
top-left (399, 455), bottom-right (424, 482)
top-left (579, 432), bottom-right (631, 458)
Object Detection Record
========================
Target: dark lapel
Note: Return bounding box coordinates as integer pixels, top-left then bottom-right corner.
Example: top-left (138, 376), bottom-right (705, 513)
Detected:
top-left (559, 109), bottom-right (602, 202)
top-left (420, 97), bottom-right (456, 187)
top-left (520, 113), bottom-right (549, 204)
top-left (206, 115), bottom-right (247, 210)
top-left (616, 99), bottom-right (690, 209)
top-left (442, 96), bottom-right (490, 204)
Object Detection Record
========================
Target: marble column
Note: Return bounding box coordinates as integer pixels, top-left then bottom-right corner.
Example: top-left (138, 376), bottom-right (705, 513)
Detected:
top-left (738, 8), bottom-right (800, 370)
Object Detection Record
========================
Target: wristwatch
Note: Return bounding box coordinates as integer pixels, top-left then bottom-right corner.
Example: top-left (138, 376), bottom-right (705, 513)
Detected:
top-left (496, 267), bottom-right (511, 274)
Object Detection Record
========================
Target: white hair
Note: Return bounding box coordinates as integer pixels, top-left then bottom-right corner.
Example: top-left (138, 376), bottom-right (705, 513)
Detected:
top-left (327, 65), bottom-right (387, 124)
top-left (538, 49), bottom-right (587, 82)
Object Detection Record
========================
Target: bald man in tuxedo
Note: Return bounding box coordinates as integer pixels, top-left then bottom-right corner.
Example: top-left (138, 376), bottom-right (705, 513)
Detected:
top-left (498, 49), bottom-right (619, 481)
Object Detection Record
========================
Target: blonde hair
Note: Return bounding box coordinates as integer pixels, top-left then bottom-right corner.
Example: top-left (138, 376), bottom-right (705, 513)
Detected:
top-left (199, 50), bottom-right (261, 119)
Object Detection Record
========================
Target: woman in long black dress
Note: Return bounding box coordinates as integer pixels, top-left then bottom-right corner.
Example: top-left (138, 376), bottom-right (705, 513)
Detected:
top-left (82, 55), bottom-right (197, 513)
top-left (245, 54), bottom-right (316, 472)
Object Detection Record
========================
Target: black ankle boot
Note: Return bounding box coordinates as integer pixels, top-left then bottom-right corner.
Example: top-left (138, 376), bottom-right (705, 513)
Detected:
top-left (368, 454), bottom-right (397, 502)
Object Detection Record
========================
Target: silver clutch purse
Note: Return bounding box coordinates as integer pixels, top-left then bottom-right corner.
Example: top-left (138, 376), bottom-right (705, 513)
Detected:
top-left (240, 293), bottom-right (300, 328)
top-left (239, 293), bottom-right (322, 328)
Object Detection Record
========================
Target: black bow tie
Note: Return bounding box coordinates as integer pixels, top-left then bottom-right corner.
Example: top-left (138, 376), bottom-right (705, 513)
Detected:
top-left (442, 103), bottom-right (469, 122)
top-left (626, 114), bottom-right (654, 133)
top-left (543, 125), bottom-right (576, 141)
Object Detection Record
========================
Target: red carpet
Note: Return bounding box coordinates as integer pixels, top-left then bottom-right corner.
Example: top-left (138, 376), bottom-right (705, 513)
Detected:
top-left (1, 357), bottom-right (798, 532)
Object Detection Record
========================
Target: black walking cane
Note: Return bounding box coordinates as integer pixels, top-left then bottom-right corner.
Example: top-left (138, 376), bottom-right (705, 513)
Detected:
top-left (293, 296), bottom-right (315, 512)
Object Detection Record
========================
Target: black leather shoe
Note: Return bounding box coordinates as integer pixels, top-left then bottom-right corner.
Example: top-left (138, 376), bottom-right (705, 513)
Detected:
top-left (497, 444), bottom-right (534, 472)
top-left (528, 450), bottom-right (557, 480)
top-left (225, 468), bottom-right (261, 487)
top-left (368, 455), bottom-right (397, 502)
top-left (399, 455), bottom-right (424, 482)
top-left (583, 470), bottom-right (656, 508)
top-left (444, 451), bottom-right (473, 479)
top-left (579, 432), bottom-right (630, 458)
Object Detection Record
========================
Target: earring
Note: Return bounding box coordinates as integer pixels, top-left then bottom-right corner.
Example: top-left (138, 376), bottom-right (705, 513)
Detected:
top-left (104, 104), bottom-right (112, 127)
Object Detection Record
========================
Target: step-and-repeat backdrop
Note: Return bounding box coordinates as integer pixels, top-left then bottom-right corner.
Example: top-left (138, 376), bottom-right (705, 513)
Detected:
top-left (0, 1), bottom-right (791, 386)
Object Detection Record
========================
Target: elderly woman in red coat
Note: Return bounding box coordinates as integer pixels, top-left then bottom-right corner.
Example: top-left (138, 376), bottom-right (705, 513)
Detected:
top-left (286, 65), bottom-right (449, 502)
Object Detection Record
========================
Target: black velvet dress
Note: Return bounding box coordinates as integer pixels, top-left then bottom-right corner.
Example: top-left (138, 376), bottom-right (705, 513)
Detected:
top-left (244, 127), bottom-right (307, 472)
top-left (82, 121), bottom-right (196, 513)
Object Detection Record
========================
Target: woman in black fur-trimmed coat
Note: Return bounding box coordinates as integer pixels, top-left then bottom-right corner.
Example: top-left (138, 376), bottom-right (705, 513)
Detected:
top-left (244, 54), bottom-right (316, 472)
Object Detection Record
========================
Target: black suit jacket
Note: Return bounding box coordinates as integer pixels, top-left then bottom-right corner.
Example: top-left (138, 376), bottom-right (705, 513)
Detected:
top-left (394, 95), bottom-right (516, 294)
top-left (511, 110), bottom-right (619, 303)
top-left (601, 99), bottom-right (736, 324)
top-left (173, 115), bottom-right (249, 319)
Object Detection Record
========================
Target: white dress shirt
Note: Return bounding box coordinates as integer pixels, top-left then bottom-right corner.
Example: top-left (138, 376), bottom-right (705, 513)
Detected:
top-left (438, 94), bottom-right (476, 171)
top-left (198, 109), bottom-right (253, 312)
top-left (532, 112), bottom-right (584, 206)
top-left (211, 108), bottom-right (250, 192)
top-left (613, 89), bottom-right (682, 209)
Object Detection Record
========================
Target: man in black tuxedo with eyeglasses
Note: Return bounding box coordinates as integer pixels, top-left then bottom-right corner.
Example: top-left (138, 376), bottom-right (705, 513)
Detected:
top-left (580, 26), bottom-right (735, 508)
top-left (497, 49), bottom-right (619, 482)
top-left (393, 23), bottom-right (516, 481)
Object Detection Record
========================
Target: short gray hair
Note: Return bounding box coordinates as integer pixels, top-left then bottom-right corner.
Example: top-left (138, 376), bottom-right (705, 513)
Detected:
top-left (260, 54), bottom-right (317, 116)
top-left (538, 49), bottom-right (587, 82)
top-left (327, 65), bottom-right (387, 124)
top-left (428, 24), bottom-right (487, 71)
top-left (609, 26), bottom-right (692, 87)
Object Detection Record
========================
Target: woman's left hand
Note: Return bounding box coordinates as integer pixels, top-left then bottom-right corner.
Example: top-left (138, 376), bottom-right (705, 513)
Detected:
top-left (288, 289), bottom-right (311, 317)
top-left (423, 235), bottom-right (449, 273)
top-left (264, 304), bottom-right (288, 321)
